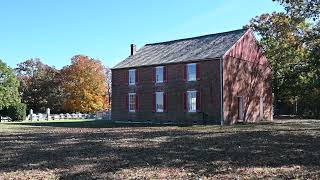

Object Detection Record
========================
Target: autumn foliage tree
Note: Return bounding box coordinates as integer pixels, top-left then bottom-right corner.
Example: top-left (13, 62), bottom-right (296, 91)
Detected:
top-left (62, 55), bottom-right (108, 113)
top-left (15, 59), bottom-right (64, 113)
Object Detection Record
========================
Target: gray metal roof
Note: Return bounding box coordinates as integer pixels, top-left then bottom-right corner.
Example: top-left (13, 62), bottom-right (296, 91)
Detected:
top-left (113, 29), bottom-right (248, 69)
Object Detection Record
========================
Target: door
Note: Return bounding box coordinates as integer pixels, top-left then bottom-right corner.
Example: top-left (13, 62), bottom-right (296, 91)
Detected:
top-left (260, 97), bottom-right (264, 119)
top-left (238, 96), bottom-right (244, 120)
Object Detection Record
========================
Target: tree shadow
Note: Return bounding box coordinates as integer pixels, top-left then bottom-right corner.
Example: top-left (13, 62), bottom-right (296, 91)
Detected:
top-left (10, 120), bottom-right (191, 128)
top-left (0, 121), bottom-right (320, 178)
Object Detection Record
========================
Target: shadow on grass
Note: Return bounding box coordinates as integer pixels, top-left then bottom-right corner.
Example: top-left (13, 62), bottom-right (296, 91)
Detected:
top-left (10, 120), bottom-right (191, 128)
top-left (1, 120), bottom-right (320, 179)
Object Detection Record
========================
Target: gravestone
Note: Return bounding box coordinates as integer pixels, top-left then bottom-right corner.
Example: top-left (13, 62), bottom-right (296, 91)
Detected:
top-left (46, 108), bottom-right (50, 120)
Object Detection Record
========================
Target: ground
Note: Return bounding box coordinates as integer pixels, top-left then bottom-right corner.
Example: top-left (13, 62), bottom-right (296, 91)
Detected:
top-left (0, 119), bottom-right (320, 179)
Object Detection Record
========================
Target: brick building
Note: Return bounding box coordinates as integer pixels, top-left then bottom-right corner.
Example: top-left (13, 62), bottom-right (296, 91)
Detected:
top-left (111, 29), bottom-right (272, 125)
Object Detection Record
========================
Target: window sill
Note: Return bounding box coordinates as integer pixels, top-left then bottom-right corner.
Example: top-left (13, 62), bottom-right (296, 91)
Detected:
top-left (155, 82), bottom-right (167, 85)
top-left (186, 80), bottom-right (197, 82)
top-left (154, 111), bottom-right (167, 113)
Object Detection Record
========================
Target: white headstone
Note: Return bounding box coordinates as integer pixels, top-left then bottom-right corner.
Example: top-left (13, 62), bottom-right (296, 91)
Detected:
top-left (46, 108), bottom-right (50, 120)
top-left (29, 109), bottom-right (33, 121)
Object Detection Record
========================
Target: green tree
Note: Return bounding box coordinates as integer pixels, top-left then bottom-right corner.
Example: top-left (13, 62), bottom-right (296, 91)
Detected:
top-left (248, 13), bottom-right (308, 109)
top-left (273, 0), bottom-right (320, 19)
top-left (16, 59), bottom-right (64, 113)
top-left (0, 60), bottom-right (21, 110)
top-left (298, 21), bottom-right (320, 117)
top-left (247, 0), bottom-right (320, 116)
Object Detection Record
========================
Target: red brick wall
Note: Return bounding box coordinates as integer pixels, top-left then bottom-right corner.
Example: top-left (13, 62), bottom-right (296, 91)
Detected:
top-left (225, 29), bottom-right (269, 65)
top-left (111, 60), bottom-right (222, 124)
top-left (112, 30), bottom-right (272, 125)
top-left (223, 30), bottom-right (273, 124)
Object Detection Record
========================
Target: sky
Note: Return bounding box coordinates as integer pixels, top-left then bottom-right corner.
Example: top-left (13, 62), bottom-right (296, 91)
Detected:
top-left (0, 0), bottom-right (283, 69)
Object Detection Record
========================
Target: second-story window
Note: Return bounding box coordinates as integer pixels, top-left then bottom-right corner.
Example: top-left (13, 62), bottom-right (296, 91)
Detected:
top-left (184, 63), bottom-right (200, 82)
top-left (128, 69), bottom-right (136, 85)
top-left (187, 63), bottom-right (196, 81)
top-left (156, 66), bottom-right (163, 83)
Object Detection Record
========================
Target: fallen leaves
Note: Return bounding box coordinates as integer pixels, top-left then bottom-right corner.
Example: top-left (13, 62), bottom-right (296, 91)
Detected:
top-left (0, 119), bottom-right (320, 179)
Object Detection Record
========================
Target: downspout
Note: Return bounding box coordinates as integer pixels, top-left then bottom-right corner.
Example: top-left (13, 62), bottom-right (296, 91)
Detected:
top-left (219, 57), bottom-right (224, 125)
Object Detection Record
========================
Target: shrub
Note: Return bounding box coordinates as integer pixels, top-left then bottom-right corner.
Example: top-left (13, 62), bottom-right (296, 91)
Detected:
top-left (7, 103), bottom-right (27, 121)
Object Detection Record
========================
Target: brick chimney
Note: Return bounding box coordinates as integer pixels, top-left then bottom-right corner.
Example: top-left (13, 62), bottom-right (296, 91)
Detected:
top-left (130, 44), bottom-right (136, 56)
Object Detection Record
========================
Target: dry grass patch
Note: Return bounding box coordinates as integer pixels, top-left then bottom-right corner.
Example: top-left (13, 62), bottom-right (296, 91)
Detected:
top-left (0, 119), bottom-right (320, 179)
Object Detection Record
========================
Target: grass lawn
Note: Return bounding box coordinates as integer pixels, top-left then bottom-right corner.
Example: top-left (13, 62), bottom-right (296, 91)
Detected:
top-left (0, 119), bottom-right (320, 179)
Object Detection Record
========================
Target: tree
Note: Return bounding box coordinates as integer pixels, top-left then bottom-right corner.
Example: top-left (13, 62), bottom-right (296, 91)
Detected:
top-left (248, 13), bottom-right (308, 109)
top-left (15, 59), bottom-right (64, 113)
top-left (61, 55), bottom-right (108, 113)
top-left (0, 60), bottom-right (21, 110)
top-left (273, 0), bottom-right (320, 20)
top-left (298, 21), bottom-right (320, 117)
top-left (247, 0), bottom-right (320, 116)
top-left (105, 67), bottom-right (112, 110)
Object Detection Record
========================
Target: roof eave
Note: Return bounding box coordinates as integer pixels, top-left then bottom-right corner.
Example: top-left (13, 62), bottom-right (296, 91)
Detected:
top-left (111, 57), bottom-right (222, 70)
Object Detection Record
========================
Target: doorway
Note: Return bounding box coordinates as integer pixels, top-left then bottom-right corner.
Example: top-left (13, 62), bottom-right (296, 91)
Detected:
top-left (238, 96), bottom-right (244, 120)
top-left (260, 97), bottom-right (264, 119)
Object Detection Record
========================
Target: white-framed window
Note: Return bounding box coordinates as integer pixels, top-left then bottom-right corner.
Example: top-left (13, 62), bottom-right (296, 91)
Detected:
top-left (156, 92), bottom-right (164, 112)
top-left (156, 66), bottom-right (164, 83)
top-left (187, 90), bottom-right (197, 112)
top-left (187, 63), bottom-right (196, 81)
top-left (128, 93), bottom-right (136, 112)
top-left (128, 69), bottom-right (136, 85)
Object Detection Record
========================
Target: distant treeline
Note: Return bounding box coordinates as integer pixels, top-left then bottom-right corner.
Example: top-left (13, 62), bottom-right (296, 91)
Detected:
top-left (0, 55), bottom-right (111, 120)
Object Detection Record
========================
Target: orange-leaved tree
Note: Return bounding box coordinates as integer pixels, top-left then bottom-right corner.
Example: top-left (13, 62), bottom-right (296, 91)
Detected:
top-left (61, 55), bottom-right (108, 113)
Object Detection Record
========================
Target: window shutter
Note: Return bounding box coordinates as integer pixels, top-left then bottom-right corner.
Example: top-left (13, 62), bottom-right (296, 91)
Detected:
top-left (183, 64), bottom-right (187, 81)
top-left (135, 69), bottom-right (139, 85)
top-left (196, 63), bottom-right (200, 80)
top-left (164, 66), bottom-right (168, 83)
top-left (152, 93), bottom-right (156, 112)
top-left (125, 71), bottom-right (129, 85)
top-left (183, 92), bottom-right (187, 111)
top-left (196, 89), bottom-right (202, 112)
top-left (164, 92), bottom-right (168, 112)
top-left (152, 67), bottom-right (155, 83)
top-left (135, 93), bottom-right (139, 112)
top-left (126, 94), bottom-right (129, 111)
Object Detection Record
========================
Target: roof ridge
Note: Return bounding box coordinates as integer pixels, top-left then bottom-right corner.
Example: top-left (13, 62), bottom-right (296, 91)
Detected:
top-left (145, 28), bottom-right (248, 46)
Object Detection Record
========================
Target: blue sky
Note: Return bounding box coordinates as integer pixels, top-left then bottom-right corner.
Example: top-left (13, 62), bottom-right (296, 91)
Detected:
top-left (0, 0), bottom-right (283, 69)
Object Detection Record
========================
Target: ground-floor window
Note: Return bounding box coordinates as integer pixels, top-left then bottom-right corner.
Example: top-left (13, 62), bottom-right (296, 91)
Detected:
top-left (156, 92), bottom-right (164, 112)
top-left (187, 90), bottom-right (197, 112)
top-left (128, 93), bottom-right (136, 112)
